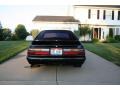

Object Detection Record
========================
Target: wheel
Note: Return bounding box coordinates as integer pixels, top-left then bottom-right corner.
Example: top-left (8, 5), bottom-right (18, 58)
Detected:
top-left (73, 63), bottom-right (82, 67)
top-left (30, 64), bottom-right (41, 67)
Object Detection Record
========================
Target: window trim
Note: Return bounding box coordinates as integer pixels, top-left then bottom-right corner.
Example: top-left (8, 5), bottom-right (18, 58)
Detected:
top-left (97, 10), bottom-right (100, 19)
top-left (88, 9), bottom-right (91, 19)
top-left (118, 11), bottom-right (120, 20)
top-left (112, 10), bottom-right (114, 20)
top-left (103, 10), bottom-right (106, 20)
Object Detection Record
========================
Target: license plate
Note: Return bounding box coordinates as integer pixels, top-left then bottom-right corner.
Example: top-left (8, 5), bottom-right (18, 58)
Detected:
top-left (50, 48), bottom-right (62, 56)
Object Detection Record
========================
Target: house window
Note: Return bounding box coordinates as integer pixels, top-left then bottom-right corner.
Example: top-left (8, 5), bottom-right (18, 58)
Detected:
top-left (116, 28), bottom-right (119, 35)
top-left (88, 9), bottom-right (91, 19)
top-left (99, 28), bottom-right (101, 39)
top-left (103, 10), bottom-right (106, 20)
top-left (112, 11), bottom-right (114, 20)
top-left (97, 10), bottom-right (100, 19)
top-left (118, 11), bottom-right (120, 20)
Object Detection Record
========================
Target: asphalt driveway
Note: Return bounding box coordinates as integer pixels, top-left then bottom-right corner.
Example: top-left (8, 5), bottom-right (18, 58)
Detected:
top-left (0, 50), bottom-right (120, 85)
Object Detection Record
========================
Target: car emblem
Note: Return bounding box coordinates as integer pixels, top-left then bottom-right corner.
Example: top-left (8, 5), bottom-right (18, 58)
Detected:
top-left (56, 45), bottom-right (58, 47)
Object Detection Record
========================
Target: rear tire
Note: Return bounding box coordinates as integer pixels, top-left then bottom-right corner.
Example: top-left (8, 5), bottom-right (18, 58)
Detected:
top-left (30, 64), bottom-right (35, 67)
top-left (30, 64), bottom-right (41, 67)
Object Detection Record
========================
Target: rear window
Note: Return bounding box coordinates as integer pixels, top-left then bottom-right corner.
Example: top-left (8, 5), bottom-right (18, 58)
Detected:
top-left (35, 30), bottom-right (78, 40)
top-left (43, 32), bottom-right (69, 39)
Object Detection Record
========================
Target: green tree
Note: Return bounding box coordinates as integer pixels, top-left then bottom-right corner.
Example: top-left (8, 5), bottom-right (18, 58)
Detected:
top-left (11, 33), bottom-right (19, 40)
top-left (30, 29), bottom-right (39, 39)
top-left (2, 28), bottom-right (12, 40)
top-left (0, 29), bottom-right (3, 40)
top-left (79, 25), bottom-right (92, 41)
top-left (0, 21), bottom-right (2, 29)
top-left (15, 24), bottom-right (28, 40)
top-left (0, 22), bottom-right (3, 40)
top-left (0, 28), bottom-right (12, 41)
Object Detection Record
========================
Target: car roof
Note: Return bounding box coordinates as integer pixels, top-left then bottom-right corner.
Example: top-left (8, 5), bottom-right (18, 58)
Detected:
top-left (40, 30), bottom-right (73, 32)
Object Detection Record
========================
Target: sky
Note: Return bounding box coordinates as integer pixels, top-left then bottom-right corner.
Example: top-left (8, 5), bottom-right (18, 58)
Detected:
top-left (0, 0), bottom-right (120, 32)
top-left (0, 5), bottom-right (70, 32)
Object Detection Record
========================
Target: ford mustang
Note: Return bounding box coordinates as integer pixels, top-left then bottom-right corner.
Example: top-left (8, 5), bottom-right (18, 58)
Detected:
top-left (27, 30), bottom-right (86, 67)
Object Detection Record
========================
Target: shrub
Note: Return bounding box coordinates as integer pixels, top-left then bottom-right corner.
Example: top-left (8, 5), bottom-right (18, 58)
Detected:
top-left (115, 35), bottom-right (120, 41)
top-left (79, 25), bottom-right (92, 41)
top-left (92, 38), bottom-right (99, 43)
top-left (106, 37), bottom-right (119, 43)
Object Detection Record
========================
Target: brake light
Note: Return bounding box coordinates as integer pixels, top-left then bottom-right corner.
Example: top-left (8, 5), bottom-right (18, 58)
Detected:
top-left (27, 48), bottom-right (49, 56)
top-left (63, 49), bottom-right (85, 56)
top-left (64, 51), bottom-right (80, 55)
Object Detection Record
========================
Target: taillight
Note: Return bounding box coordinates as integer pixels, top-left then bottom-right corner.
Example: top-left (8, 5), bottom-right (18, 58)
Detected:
top-left (27, 48), bottom-right (49, 56)
top-left (63, 49), bottom-right (85, 56)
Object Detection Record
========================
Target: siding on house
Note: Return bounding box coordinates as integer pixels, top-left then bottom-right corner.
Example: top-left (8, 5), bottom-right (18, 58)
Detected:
top-left (33, 16), bottom-right (79, 32)
top-left (73, 5), bottom-right (120, 41)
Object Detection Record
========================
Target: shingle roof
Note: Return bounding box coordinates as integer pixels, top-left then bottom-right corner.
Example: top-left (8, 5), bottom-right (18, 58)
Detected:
top-left (74, 5), bottom-right (120, 8)
top-left (33, 16), bottom-right (79, 22)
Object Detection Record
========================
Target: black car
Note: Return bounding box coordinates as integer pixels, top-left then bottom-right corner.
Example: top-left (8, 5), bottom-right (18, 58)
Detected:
top-left (27, 30), bottom-right (86, 67)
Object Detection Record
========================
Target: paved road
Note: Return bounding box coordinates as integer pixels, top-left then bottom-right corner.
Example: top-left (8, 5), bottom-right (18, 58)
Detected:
top-left (0, 50), bottom-right (120, 85)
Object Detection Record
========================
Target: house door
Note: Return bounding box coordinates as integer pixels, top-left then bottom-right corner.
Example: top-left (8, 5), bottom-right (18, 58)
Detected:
top-left (93, 28), bottom-right (101, 39)
top-left (109, 28), bottom-right (114, 37)
top-left (93, 28), bottom-right (98, 39)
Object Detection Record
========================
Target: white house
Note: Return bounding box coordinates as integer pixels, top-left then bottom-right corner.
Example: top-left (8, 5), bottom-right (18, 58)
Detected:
top-left (32, 16), bottom-right (79, 32)
top-left (73, 5), bottom-right (120, 41)
top-left (32, 5), bottom-right (120, 41)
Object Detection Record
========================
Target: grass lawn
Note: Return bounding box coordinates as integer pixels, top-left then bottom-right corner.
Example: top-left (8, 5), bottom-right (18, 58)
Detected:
top-left (0, 41), bottom-right (30, 64)
top-left (83, 43), bottom-right (120, 66)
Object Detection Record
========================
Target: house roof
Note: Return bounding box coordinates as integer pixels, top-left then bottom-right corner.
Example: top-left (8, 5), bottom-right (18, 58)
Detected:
top-left (74, 5), bottom-right (120, 8)
top-left (33, 16), bottom-right (79, 22)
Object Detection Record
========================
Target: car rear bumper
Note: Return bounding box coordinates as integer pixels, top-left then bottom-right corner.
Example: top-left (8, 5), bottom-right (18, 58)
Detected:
top-left (27, 56), bottom-right (86, 64)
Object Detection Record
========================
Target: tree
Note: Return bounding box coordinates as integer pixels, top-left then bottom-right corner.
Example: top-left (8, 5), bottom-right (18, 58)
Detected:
top-left (0, 21), bottom-right (3, 40)
top-left (15, 24), bottom-right (28, 40)
top-left (30, 29), bottom-right (39, 39)
top-left (79, 25), bottom-right (92, 41)
top-left (0, 22), bottom-right (12, 41)
top-left (0, 29), bottom-right (3, 40)
top-left (0, 28), bottom-right (12, 41)
top-left (11, 33), bottom-right (19, 40)
top-left (2, 28), bottom-right (12, 40)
